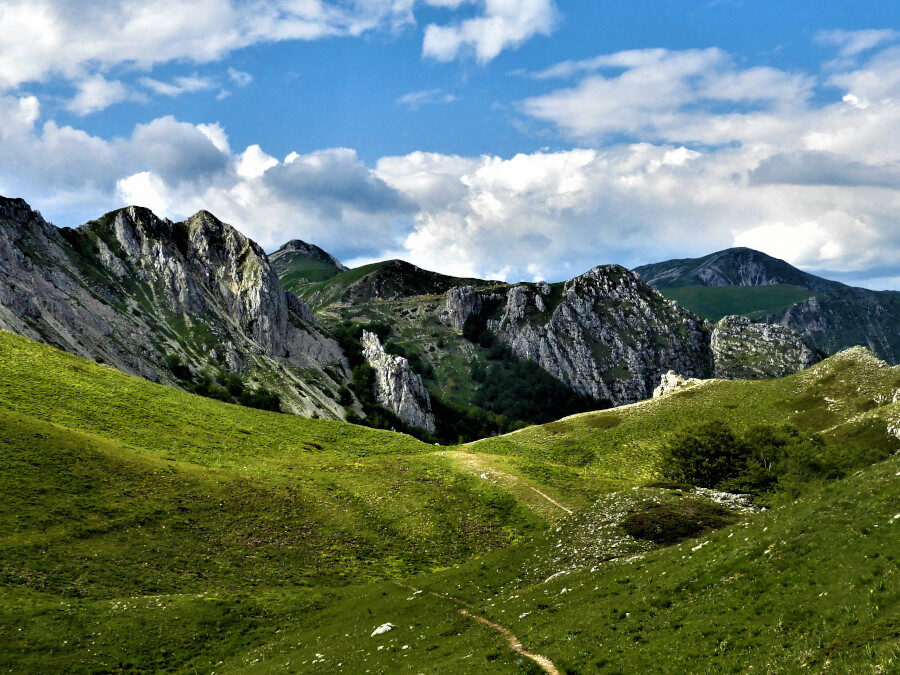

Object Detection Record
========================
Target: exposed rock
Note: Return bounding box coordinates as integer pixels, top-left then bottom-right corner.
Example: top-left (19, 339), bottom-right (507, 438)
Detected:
top-left (439, 286), bottom-right (482, 330)
top-left (712, 315), bottom-right (822, 379)
top-left (362, 331), bottom-right (435, 432)
top-left (489, 266), bottom-right (714, 405)
top-left (0, 196), bottom-right (348, 417)
top-left (763, 288), bottom-right (899, 365)
top-left (653, 370), bottom-right (706, 398)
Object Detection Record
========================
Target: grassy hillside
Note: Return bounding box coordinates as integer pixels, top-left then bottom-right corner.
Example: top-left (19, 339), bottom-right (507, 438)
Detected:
top-left (659, 284), bottom-right (816, 321)
top-left (1, 329), bottom-right (897, 672)
top-left (466, 346), bottom-right (899, 504)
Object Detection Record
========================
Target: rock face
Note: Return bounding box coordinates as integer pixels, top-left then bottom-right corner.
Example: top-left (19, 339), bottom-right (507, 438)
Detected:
top-left (762, 289), bottom-right (900, 366)
top-left (0, 196), bottom-right (348, 417)
top-left (653, 371), bottom-right (707, 398)
top-left (362, 331), bottom-right (435, 432)
top-left (440, 286), bottom-right (483, 330)
top-left (711, 315), bottom-right (822, 379)
top-left (446, 266), bottom-right (715, 406)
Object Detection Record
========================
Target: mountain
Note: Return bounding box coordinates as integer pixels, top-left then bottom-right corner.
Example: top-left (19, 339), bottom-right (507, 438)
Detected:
top-left (278, 249), bottom-right (821, 441)
top-left (2, 327), bottom-right (897, 671)
top-left (634, 246), bottom-right (845, 291)
top-left (0, 196), bottom-right (348, 417)
top-left (635, 246), bottom-right (900, 364)
top-left (268, 238), bottom-right (349, 293)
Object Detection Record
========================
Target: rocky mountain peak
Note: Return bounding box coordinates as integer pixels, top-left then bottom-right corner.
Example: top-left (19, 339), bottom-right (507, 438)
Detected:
top-left (0, 196), bottom-right (348, 417)
top-left (634, 247), bottom-right (845, 292)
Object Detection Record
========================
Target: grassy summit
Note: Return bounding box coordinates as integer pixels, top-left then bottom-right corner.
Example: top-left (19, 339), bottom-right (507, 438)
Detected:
top-left (0, 329), bottom-right (897, 672)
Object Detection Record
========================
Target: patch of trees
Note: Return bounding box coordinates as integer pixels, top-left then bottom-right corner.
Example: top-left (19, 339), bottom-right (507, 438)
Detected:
top-left (165, 353), bottom-right (281, 412)
top-left (660, 420), bottom-right (886, 504)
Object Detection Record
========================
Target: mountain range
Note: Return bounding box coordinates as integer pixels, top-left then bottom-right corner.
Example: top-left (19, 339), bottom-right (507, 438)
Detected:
top-left (2, 194), bottom-right (897, 439)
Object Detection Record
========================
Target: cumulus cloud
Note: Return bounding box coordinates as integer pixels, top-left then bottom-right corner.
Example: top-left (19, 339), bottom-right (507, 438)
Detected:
top-left (66, 74), bottom-right (137, 115)
top-left (0, 0), bottom-right (417, 91)
top-left (0, 0), bottom-right (551, 106)
top-left (521, 48), bottom-right (815, 145)
top-left (750, 151), bottom-right (900, 189)
top-left (422, 0), bottom-right (559, 63)
top-left (1, 36), bottom-right (898, 289)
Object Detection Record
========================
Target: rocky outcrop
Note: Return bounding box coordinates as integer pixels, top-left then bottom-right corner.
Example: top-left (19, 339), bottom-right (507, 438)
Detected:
top-left (439, 286), bottom-right (483, 330)
top-left (483, 266), bottom-right (714, 406)
top-left (762, 288), bottom-right (899, 366)
top-left (712, 315), bottom-right (822, 379)
top-left (362, 331), bottom-right (435, 432)
top-left (0, 196), bottom-right (348, 417)
top-left (653, 371), bottom-right (707, 398)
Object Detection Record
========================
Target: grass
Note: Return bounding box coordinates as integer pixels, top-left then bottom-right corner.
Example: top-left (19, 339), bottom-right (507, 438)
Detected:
top-left (468, 346), bottom-right (900, 494)
top-left (0, 328), bottom-right (898, 672)
top-left (658, 284), bottom-right (816, 321)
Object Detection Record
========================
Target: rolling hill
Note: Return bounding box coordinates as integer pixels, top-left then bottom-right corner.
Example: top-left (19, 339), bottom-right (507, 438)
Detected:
top-left (0, 327), bottom-right (897, 672)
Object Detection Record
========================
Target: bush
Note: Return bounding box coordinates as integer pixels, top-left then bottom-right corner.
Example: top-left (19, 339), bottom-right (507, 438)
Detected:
top-left (661, 420), bottom-right (748, 488)
top-left (621, 499), bottom-right (738, 544)
top-left (660, 420), bottom-right (857, 503)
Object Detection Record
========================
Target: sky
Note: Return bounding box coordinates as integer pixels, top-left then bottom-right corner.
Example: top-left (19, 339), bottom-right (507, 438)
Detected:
top-left (0, 1), bottom-right (898, 289)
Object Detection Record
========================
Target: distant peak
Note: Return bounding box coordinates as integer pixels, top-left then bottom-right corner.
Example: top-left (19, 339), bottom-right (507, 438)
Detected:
top-left (272, 238), bottom-right (348, 271)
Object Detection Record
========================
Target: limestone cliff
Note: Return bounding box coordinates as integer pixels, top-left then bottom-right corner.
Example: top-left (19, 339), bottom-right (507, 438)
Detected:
top-left (0, 196), bottom-right (347, 417)
top-left (711, 315), bottom-right (822, 379)
top-left (361, 330), bottom-right (435, 432)
top-left (440, 266), bottom-right (714, 406)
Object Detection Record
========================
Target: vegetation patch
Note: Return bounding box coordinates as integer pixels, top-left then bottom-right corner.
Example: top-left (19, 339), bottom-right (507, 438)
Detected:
top-left (621, 498), bottom-right (739, 544)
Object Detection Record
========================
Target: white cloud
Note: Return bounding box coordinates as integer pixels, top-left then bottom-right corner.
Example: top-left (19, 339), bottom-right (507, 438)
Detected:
top-left (0, 0), bottom-right (419, 91)
top-left (235, 144), bottom-right (278, 180)
top-left (139, 74), bottom-right (218, 97)
top-left (66, 74), bottom-right (136, 115)
top-left (521, 48), bottom-right (815, 145)
top-left (423, 0), bottom-right (559, 63)
top-left (395, 88), bottom-right (457, 109)
top-left (227, 67), bottom-right (253, 87)
top-left (1, 38), bottom-right (898, 289)
top-left (0, 0), bottom-right (552, 99)
top-left (815, 28), bottom-right (899, 57)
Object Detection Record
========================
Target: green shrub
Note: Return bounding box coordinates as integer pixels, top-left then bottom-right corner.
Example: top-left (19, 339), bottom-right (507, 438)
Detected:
top-left (660, 420), bottom-right (876, 503)
top-left (621, 498), bottom-right (738, 544)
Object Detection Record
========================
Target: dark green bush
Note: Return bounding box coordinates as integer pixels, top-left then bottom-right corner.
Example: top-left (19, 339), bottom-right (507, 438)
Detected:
top-left (660, 420), bottom-right (873, 503)
top-left (621, 499), bottom-right (738, 544)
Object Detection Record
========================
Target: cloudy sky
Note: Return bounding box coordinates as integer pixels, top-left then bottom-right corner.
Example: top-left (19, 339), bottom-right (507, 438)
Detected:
top-left (0, 0), bottom-right (898, 288)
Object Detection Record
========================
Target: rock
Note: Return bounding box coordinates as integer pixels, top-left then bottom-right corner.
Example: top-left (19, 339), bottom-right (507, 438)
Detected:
top-left (370, 623), bottom-right (395, 637)
top-left (439, 286), bottom-right (482, 330)
top-left (490, 266), bottom-right (714, 405)
top-left (653, 370), bottom-right (706, 398)
top-left (362, 331), bottom-right (436, 432)
top-left (0, 196), bottom-right (348, 418)
top-left (712, 315), bottom-right (822, 379)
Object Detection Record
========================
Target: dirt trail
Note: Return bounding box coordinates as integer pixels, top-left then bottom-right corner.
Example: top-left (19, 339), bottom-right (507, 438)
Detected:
top-left (399, 583), bottom-right (560, 675)
top-left (436, 450), bottom-right (573, 517)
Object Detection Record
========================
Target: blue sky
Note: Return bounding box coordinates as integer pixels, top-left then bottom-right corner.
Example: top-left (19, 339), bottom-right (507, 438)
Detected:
top-left (1, 0), bottom-right (898, 288)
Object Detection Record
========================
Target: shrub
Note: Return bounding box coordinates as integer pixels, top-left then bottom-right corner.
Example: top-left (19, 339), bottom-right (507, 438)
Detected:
top-left (621, 499), bottom-right (738, 544)
top-left (660, 420), bottom-right (861, 503)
